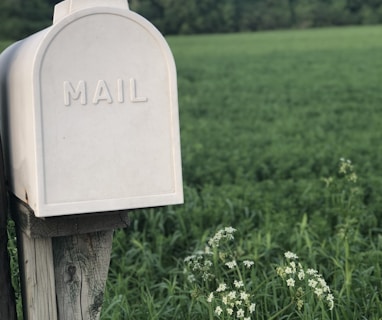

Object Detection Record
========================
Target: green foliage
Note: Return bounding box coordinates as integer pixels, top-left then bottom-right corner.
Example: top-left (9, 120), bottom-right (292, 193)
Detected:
top-left (0, 0), bottom-right (59, 40)
top-left (131, 0), bottom-right (382, 34)
top-left (6, 220), bottom-right (22, 318)
top-left (1, 0), bottom-right (382, 40)
top-left (102, 26), bottom-right (382, 319)
top-left (2, 25), bottom-right (382, 319)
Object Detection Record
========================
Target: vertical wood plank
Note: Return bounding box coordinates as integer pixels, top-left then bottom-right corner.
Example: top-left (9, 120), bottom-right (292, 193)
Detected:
top-left (53, 231), bottom-right (114, 320)
top-left (0, 135), bottom-right (17, 320)
top-left (0, 216), bottom-right (17, 320)
top-left (18, 232), bottom-right (57, 320)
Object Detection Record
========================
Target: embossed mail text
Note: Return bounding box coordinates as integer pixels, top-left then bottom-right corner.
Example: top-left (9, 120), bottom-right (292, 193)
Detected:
top-left (63, 78), bottom-right (148, 106)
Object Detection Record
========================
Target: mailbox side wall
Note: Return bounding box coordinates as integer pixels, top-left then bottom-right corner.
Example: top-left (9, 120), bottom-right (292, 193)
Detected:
top-left (0, 30), bottom-right (50, 213)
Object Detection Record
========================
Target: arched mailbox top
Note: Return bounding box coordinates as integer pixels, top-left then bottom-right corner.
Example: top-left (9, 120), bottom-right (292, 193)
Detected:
top-left (0, 3), bottom-right (183, 217)
top-left (37, 6), bottom-right (177, 79)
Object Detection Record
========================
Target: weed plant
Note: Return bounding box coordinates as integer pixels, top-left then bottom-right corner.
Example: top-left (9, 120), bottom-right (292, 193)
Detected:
top-left (2, 25), bottom-right (382, 319)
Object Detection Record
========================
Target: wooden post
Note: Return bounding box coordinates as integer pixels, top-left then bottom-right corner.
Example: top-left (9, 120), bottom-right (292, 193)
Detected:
top-left (0, 136), bottom-right (17, 320)
top-left (53, 231), bottom-right (113, 320)
top-left (17, 232), bottom-right (57, 320)
top-left (11, 196), bottom-right (129, 320)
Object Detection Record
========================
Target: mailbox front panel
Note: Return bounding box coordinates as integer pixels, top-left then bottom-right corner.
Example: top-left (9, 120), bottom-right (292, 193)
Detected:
top-left (27, 9), bottom-right (182, 216)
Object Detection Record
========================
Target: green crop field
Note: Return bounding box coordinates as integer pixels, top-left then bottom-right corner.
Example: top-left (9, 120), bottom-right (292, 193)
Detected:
top-left (3, 25), bottom-right (382, 319)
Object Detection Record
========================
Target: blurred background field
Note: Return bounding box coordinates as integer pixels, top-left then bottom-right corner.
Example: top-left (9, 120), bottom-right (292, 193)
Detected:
top-left (2, 0), bottom-right (382, 39)
top-left (1, 4), bottom-right (382, 320)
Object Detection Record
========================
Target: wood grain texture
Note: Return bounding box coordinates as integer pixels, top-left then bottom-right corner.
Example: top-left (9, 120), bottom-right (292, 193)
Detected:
top-left (53, 231), bottom-right (114, 320)
top-left (0, 136), bottom-right (17, 320)
top-left (17, 229), bottom-right (115, 320)
top-left (12, 194), bottom-right (125, 319)
top-left (18, 232), bottom-right (57, 320)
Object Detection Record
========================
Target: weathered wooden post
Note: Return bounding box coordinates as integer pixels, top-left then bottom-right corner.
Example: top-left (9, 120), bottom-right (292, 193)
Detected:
top-left (0, 0), bottom-right (183, 319)
top-left (0, 136), bottom-right (17, 320)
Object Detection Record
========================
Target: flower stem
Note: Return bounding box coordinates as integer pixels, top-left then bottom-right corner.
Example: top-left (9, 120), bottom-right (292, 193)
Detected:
top-left (268, 301), bottom-right (295, 320)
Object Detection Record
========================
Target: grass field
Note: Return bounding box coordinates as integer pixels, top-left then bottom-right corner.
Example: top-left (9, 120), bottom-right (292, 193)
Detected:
top-left (3, 25), bottom-right (382, 319)
top-left (103, 26), bottom-right (382, 319)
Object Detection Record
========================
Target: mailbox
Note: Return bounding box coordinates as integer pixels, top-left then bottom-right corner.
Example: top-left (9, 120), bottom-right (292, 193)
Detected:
top-left (0, 0), bottom-right (183, 217)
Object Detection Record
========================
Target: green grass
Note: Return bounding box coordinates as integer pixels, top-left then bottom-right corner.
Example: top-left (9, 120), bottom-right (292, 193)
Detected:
top-left (2, 25), bottom-right (382, 319)
top-left (103, 26), bottom-right (382, 319)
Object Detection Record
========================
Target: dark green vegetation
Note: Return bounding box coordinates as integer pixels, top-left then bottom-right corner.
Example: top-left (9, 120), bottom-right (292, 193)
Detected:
top-left (0, 0), bottom-right (58, 40)
top-left (1, 0), bottom-right (382, 39)
top-left (131, 0), bottom-right (382, 34)
top-left (2, 25), bottom-right (382, 319)
top-left (102, 26), bottom-right (382, 319)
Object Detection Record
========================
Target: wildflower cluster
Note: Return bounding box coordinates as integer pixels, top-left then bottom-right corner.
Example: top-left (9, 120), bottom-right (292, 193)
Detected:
top-left (322, 158), bottom-right (367, 242)
top-left (339, 158), bottom-right (357, 183)
top-left (184, 247), bottom-right (214, 281)
top-left (184, 227), bottom-right (256, 319)
top-left (323, 158), bottom-right (358, 188)
top-left (322, 158), bottom-right (363, 229)
top-left (277, 251), bottom-right (334, 312)
top-left (208, 226), bottom-right (237, 247)
top-left (209, 262), bottom-right (256, 319)
top-left (184, 227), bottom-right (238, 282)
top-left (184, 229), bottom-right (335, 318)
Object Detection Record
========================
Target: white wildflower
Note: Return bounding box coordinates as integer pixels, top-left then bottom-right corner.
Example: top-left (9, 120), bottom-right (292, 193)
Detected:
top-left (225, 260), bottom-right (237, 269)
top-left (240, 291), bottom-right (249, 301)
top-left (215, 306), bottom-right (223, 316)
top-left (308, 279), bottom-right (318, 288)
top-left (284, 251), bottom-right (298, 259)
top-left (225, 226), bottom-right (236, 233)
top-left (318, 278), bottom-right (328, 289)
top-left (204, 245), bottom-right (212, 254)
top-left (306, 268), bottom-right (318, 275)
top-left (327, 294), bottom-right (334, 310)
top-left (237, 308), bottom-right (245, 318)
top-left (286, 278), bottom-right (295, 287)
top-left (249, 303), bottom-right (256, 313)
top-left (298, 269), bottom-right (305, 280)
top-left (187, 274), bottom-right (195, 282)
top-left (234, 280), bottom-right (244, 288)
top-left (243, 260), bottom-right (254, 268)
top-left (204, 260), bottom-right (213, 267)
top-left (285, 267), bottom-right (293, 274)
top-left (314, 287), bottom-right (324, 298)
top-left (276, 266), bottom-right (285, 277)
top-left (228, 291), bottom-right (236, 300)
top-left (216, 283), bottom-right (227, 292)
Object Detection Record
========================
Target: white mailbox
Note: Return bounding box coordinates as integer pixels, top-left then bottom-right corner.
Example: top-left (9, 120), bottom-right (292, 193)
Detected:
top-left (0, 0), bottom-right (183, 217)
